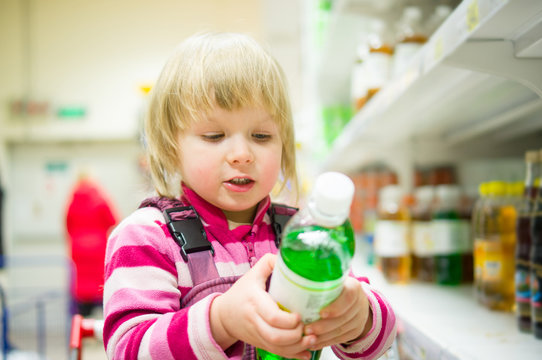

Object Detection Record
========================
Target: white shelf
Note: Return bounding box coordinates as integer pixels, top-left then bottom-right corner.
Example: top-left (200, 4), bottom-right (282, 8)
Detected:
top-left (351, 263), bottom-right (542, 360)
top-left (1, 118), bottom-right (139, 144)
top-left (319, 0), bottom-right (542, 173)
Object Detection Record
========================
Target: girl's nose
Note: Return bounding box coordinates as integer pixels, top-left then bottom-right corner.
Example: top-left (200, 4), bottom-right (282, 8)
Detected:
top-left (226, 136), bottom-right (254, 164)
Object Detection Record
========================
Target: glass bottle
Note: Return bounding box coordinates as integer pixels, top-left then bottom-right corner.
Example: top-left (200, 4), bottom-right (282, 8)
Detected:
top-left (530, 149), bottom-right (542, 339)
top-left (411, 185), bottom-right (435, 282)
top-left (516, 152), bottom-right (539, 332)
top-left (374, 185), bottom-right (411, 283)
top-left (432, 185), bottom-right (463, 285)
top-left (259, 172), bottom-right (355, 360)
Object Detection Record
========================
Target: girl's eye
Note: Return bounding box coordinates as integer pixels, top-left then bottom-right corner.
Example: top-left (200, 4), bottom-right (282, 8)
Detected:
top-left (202, 133), bottom-right (224, 142)
top-left (253, 133), bottom-right (272, 141)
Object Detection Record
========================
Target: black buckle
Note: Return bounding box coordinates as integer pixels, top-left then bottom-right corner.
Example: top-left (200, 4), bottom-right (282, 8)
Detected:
top-left (269, 205), bottom-right (297, 247)
top-left (163, 206), bottom-right (214, 262)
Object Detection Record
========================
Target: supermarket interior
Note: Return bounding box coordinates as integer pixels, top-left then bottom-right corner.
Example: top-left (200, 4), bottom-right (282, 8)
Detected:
top-left (1, 0), bottom-right (542, 359)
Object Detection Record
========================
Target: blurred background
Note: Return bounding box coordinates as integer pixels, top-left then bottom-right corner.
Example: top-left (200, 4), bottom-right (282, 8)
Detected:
top-left (2, 0), bottom-right (542, 359)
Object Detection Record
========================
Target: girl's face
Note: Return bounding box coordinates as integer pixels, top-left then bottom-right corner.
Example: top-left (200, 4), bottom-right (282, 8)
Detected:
top-left (178, 106), bottom-right (283, 223)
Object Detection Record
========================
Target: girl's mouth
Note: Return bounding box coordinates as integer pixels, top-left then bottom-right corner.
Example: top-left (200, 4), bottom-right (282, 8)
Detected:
top-left (228, 178), bottom-right (253, 185)
top-left (225, 177), bottom-right (255, 192)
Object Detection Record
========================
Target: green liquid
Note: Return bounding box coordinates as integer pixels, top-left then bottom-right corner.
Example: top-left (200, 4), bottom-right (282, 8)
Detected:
top-left (257, 221), bottom-right (354, 360)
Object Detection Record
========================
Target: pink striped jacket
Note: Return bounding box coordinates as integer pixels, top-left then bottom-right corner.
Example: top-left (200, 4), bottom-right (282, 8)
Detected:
top-left (103, 185), bottom-right (396, 359)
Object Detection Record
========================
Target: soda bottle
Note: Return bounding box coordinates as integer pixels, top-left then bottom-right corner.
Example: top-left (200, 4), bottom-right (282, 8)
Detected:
top-left (516, 152), bottom-right (538, 332)
top-left (530, 149), bottom-right (542, 339)
top-left (374, 185), bottom-right (411, 284)
top-left (258, 172), bottom-right (355, 360)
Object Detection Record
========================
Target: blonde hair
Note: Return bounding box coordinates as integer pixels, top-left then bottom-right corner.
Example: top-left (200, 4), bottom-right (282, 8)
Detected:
top-left (144, 32), bottom-right (298, 199)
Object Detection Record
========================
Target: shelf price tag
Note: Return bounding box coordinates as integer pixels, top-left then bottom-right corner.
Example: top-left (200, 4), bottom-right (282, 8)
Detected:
top-left (434, 37), bottom-right (444, 62)
top-left (467, 0), bottom-right (479, 32)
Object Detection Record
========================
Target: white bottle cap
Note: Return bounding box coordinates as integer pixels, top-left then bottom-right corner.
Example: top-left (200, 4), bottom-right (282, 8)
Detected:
top-left (308, 172), bottom-right (355, 227)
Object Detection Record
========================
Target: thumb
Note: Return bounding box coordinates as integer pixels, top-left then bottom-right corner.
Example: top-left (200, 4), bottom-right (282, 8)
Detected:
top-left (251, 253), bottom-right (276, 282)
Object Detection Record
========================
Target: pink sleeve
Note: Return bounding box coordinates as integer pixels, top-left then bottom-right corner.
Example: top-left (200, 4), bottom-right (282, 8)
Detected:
top-left (102, 211), bottom-right (235, 360)
top-left (331, 276), bottom-right (397, 360)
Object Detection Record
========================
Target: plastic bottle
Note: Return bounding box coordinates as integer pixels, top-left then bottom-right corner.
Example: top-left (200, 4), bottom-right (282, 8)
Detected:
top-left (480, 181), bottom-right (517, 311)
top-left (364, 18), bottom-right (393, 102)
top-left (351, 37), bottom-right (370, 112)
top-left (530, 149), bottom-right (542, 339)
top-left (432, 185), bottom-right (463, 285)
top-left (374, 185), bottom-right (411, 283)
top-left (516, 151), bottom-right (539, 332)
top-left (392, 6), bottom-right (428, 78)
top-left (258, 172), bottom-right (355, 360)
top-left (411, 185), bottom-right (436, 282)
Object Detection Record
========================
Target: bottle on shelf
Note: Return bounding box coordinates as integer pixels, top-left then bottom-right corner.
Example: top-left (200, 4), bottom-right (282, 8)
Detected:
top-left (459, 190), bottom-right (474, 283)
top-left (480, 181), bottom-right (517, 311)
top-left (517, 150), bottom-right (540, 333)
top-left (411, 185), bottom-right (436, 282)
top-left (374, 184), bottom-right (411, 283)
top-left (364, 18), bottom-right (394, 103)
top-left (431, 184), bottom-right (463, 285)
top-left (530, 149), bottom-right (542, 339)
top-left (350, 36), bottom-right (370, 112)
top-left (473, 182), bottom-right (490, 300)
top-left (259, 172), bottom-right (355, 360)
top-left (392, 6), bottom-right (428, 78)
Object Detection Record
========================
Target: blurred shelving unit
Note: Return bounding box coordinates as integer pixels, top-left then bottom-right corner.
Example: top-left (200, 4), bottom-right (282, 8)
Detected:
top-left (314, 0), bottom-right (542, 359)
top-left (318, 0), bottom-right (542, 185)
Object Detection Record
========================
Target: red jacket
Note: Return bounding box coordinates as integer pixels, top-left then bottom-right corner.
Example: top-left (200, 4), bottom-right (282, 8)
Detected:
top-left (66, 178), bottom-right (118, 302)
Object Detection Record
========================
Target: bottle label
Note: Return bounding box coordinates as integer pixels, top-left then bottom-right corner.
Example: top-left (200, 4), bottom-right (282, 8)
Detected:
top-left (412, 221), bottom-right (434, 256)
top-left (532, 263), bottom-right (542, 321)
top-left (374, 220), bottom-right (409, 257)
top-left (268, 255), bottom-right (344, 324)
top-left (431, 220), bottom-right (461, 254)
top-left (482, 240), bottom-right (502, 282)
top-left (515, 260), bottom-right (531, 314)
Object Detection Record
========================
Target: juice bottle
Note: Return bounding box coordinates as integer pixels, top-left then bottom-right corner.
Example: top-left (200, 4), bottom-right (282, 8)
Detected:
top-left (411, 185), bottom-right (435, 282)
top-left (516, 152), bottom-right (539, 332)
top-left (374, 185), bottom-right (411, 283)
top-left (480, 181), bottom-right (517, 311)
top-left (530, 149), bottom-right (542, 338)
top-left (259, 172), bottom-right (355, 360)
top-left (432, 185), bottom-right (463, 285)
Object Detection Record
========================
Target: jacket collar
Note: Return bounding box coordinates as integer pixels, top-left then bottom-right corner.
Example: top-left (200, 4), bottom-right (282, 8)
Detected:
top-left (180, 183), bottom-right (271, 235)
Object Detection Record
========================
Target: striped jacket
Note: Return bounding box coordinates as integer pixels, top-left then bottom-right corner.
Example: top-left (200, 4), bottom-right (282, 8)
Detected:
top-left (103, 185), bottom-right (396, 359)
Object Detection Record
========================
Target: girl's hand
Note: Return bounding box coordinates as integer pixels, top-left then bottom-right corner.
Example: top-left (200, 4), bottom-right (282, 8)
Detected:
top-left (303, 277), bottom-right (372, 350)
top-left (210, 253), bottom-right (316, 360)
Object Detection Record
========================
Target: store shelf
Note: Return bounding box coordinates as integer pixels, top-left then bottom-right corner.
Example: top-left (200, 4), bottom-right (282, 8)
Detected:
top-left (319, 0), bottom-right (542, 173)
top-left (1, 119), bottom-right (139, 144)
top-left (350, 262), bottom-right (542, 360)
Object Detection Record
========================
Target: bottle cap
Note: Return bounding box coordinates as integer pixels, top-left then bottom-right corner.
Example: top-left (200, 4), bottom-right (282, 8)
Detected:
top-left (309, 172), bottom-right (354, 227)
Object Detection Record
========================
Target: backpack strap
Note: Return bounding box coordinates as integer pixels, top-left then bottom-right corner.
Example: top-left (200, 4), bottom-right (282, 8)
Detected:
top-left (268, 203), bottom-right (298, 248)
top-left (139, 197), bottom-right (218, 286)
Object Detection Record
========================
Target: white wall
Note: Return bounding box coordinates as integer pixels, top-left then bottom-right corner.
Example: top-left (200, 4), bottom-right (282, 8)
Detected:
top-left (0, 0), bottom-right (303, 252)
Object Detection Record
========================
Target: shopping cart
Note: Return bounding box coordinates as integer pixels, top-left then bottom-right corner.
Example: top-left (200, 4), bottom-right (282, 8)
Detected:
top-left (68, 315), bottom-right (103, 360)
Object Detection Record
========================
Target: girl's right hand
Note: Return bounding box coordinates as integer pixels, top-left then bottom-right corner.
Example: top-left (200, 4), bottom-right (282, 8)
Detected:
top-left (210, 253), bottom-right (316, 360)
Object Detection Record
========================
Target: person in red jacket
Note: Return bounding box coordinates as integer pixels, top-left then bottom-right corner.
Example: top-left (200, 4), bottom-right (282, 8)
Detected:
top-left (65, 172), bottom-right (119, 316)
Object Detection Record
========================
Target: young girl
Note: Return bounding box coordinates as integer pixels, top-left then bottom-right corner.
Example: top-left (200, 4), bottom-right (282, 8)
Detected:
top-left (103, 32), bottom-right (396, 360)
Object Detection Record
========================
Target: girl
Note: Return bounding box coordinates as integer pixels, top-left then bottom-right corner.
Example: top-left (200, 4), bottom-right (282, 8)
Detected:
top-left (103, 32), bottom-right (396, 360)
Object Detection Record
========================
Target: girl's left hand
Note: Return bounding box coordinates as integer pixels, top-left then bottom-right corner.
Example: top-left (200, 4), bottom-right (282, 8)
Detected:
top-left (303, 277), bottom-right (372, 350)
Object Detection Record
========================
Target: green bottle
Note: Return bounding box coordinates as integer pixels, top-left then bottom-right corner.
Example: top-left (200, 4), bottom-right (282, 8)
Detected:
top-left (257, 172), bottom-right (355, 360)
